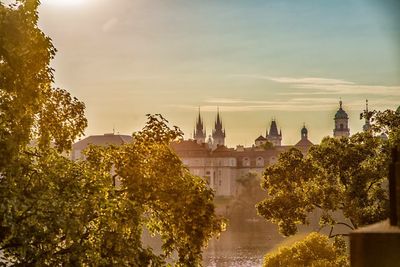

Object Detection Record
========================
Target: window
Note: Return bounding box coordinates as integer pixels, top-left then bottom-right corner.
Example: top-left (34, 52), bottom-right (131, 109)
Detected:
top-left (340, 123), bottom-right (344, 129)
top-left (242, 157), bottom-right (250, 167)
top-left (256, 157), bottom-right (264, 167)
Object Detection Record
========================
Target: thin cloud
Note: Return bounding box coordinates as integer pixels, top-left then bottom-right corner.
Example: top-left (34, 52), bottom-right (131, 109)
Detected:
top-left (230, 74), bottom-right (400, 96)
top-left (229, 74), bottom-right (354, 85)
top-left (291, 83), bottom-right (400, 96)
top-left (171, 96), bottom-right (396, 112)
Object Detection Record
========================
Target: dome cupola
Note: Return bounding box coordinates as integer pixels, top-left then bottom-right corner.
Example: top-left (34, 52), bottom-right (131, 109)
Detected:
top-left (335, 100), bottom-right (349, 119)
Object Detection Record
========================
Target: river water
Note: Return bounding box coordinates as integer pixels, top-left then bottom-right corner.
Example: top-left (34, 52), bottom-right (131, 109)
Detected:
top-left (203, 219), bottom-right (284, 267)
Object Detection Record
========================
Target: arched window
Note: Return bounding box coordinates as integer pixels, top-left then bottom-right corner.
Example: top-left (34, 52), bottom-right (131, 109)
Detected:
top-left (340, 123), bottom-right (344, 129)
top-left (256, 157), bottom-right (264, 167)
top-left (242, 157), bottom-right (250, 167)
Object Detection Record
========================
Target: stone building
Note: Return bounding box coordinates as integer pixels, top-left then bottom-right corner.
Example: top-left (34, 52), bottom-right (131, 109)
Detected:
top-left (172, 111), bottom-right (313, 197)
top-left (71, 133), bottom-right (132, 160)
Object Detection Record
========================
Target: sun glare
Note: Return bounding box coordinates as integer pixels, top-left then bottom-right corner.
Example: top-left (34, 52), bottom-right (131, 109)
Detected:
top-left (42, 0), bottom-right (86, 6)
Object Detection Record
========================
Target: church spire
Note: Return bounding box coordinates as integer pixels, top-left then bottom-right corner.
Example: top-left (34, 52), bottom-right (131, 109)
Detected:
top-left (267, 118), bottom-right (282, 146)
top-left (194, 108), bottom-right (206, 144)
top-left (361, 99), bottom-right (372, 132)
top-left (212, 107), bottom-right (225, 148)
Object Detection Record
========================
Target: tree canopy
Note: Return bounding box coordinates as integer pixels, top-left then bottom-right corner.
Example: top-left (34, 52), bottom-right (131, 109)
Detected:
top-left (263, 232), bottom-right (348, 267)
top-left (256, 113), bottom-right (399, 236)
top-left (0, 1), bottom-right (224, 265)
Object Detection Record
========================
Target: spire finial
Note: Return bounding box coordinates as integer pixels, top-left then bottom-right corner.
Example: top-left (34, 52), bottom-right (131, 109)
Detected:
top-left (339, 98), bottom-right (342, 109)
top-left (366, 99), bottom-right (369, 111)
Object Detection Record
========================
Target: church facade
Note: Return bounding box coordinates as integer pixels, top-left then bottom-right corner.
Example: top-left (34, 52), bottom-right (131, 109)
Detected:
top-left (172, 109), bottom-right (314, 197)
top-left (71, 99), bottom-right (372, 197)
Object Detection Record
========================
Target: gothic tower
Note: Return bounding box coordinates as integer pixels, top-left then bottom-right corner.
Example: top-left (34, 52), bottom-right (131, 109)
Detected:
top-left (193, 108), bottom-right (206, 144)
top-left (267, 119), bottom-right (282, 146)
top-left (212, 108), bottom-right (226, 148)
top-left (333, 100), bottom-right (350, 138)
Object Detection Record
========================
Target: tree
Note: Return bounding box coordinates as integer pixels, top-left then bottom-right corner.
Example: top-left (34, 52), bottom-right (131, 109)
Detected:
top-left (229, 172), bottom-right (266, 222)
top-left (0, 1), bottom-right (224, 265)
top-left (257, 130), bottom-right (390, 237)
top-left (87, 114), bottom-right (225, 266)
top-left (257, 109), bottom-right (400, 237)
top-left (263, 232), bottom-right (348, 267)
top-left (0, 0), bottom-right (87, 167)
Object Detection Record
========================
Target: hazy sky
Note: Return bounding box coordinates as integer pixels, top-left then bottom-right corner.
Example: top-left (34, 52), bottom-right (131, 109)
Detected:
top-left (37, 0), bottom-right (400, 146)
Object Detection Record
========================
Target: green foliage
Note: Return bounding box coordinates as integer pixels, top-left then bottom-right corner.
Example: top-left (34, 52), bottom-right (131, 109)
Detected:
top-left (230, 172), bottom-right (266, 222)
top-left (263, 232), bottom-right (349, 267)
top-left (87, 114), bottom-right (225, 266)
top-left (0, 148), bottom-right (159, 265)
top-left (0, 0), bottom-right (87, 166)
top-left (0, 1), bottom-right (223, 265)
top-left (257, 130), bottom-right (390, 236)
top-left (369, 109), bottom-right (400, 148)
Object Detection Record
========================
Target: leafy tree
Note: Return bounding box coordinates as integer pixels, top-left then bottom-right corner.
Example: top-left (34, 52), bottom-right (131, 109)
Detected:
top-left (263, 232), bottom-right (348, 267)
top-left (369, 109), bottom-right (400, 148)
top-left (88, 114), bottom-right (225, 266)
top-left (0, 0), bottom-right (87, 166)
top-left (229, 172), bottom-right (266, 221)
top-left (257, 130), bottom-right (390, 236)
top-left (0, 1), bottom-right (224, 265)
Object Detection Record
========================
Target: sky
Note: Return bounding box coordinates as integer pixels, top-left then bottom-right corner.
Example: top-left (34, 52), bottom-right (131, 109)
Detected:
top-left (35, 0), bottom-right (400, 146)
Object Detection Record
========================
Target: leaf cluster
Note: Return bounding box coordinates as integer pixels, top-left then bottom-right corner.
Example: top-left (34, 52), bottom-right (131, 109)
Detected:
top-left (257, 130), bottom-right (391, 236)
top-left (86, 114), bottom-right (225, 266)
top-left (263, 232), bottom-right (349, 267)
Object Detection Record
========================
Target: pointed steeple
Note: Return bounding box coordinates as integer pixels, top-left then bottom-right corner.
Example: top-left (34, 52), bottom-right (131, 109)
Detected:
top-left (269, 119), bottom-right (279, 136)
top-left (212, 107), bottom-right (225, 148)
top-left (194, 108), bottom-right (206, 144)
top-left (266, 118), bottom-right (282, 146)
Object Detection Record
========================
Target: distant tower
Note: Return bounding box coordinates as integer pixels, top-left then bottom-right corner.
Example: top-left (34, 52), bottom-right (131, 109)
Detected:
top-left (333, 99), bottom-right (350, 138)
top-left (212, 108), bottom-right (226, 148)
top-left (361, 99), bottom-right (372, 132)
top-left (301, 124), bottom-right (308, 140)
top-left (193, 108), bottom-right (206, 144)
top-left (267, 119), bottom-right (282, 146)
top-left (295, 124), bottom-right (313, 147)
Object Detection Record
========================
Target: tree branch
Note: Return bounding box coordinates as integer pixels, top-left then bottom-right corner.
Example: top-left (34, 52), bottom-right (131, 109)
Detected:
top-left (335, 222), bottom-right (355, 230)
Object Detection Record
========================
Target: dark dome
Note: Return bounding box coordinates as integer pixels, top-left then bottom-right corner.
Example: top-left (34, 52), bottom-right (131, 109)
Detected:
top-left (335, 100), bottom-right (348, 119)
top-left (301, 126), bottom-right (308, 135)
top-left (335, 108), bottom-right (348, 119)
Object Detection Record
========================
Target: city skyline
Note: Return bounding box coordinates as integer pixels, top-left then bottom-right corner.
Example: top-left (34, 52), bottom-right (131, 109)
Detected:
top-left (36, 0), bottom-right (400, 146)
